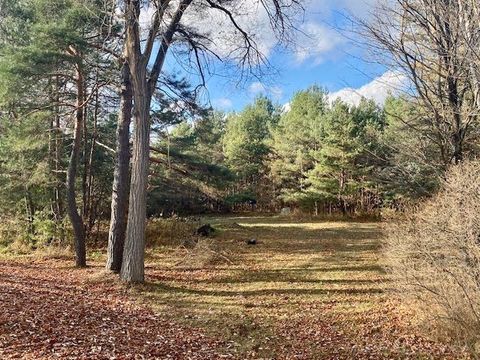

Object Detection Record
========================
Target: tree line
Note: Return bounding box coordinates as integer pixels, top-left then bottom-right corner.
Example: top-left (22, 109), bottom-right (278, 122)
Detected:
top-left (0, 0), bottom-right (479, 284)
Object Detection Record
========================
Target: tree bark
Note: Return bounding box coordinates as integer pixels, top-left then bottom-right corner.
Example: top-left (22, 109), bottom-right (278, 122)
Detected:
top-left (66, 62), bottom-right (87, 268)
top-left (54, 76), bottom-right (64, 224)
top-left (120, 72), bottom-right (150, 283)
top-left (106, 61), bottom-right (133, 273)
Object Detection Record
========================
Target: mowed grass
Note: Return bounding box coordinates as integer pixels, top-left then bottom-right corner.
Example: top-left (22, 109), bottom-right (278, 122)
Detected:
top-left (130, 216), bottom-right (448, 358)
top-left (0, 216), bottom-right (467, 358)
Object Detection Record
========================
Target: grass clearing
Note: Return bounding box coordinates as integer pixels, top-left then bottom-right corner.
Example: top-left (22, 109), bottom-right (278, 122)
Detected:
top-left (131, 215), bottom-right (465, 358)
top-left (1, 215), bottom-right (468, 358)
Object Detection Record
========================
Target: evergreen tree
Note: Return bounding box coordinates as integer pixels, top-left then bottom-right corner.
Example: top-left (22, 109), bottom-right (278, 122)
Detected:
top-left (270, 86), bottom-right (328, 205)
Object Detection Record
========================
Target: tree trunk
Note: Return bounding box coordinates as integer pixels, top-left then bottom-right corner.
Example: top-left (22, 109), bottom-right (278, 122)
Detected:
top-left (106, 62), bottom-right (133, 273)
top-left (452, 128), bottom-right (464, 164)
top-left (66, 62), bottom-right (86, 268)
top-left (120, 0), bottom-right (190, 283)
top-left (120, 71), bottom-right (150, 283)
top-left (24, 185), bottom-right (35, 235)
top-left (85, 78), bottom-right (99, 239)
top-left (54, 76), bottom-right (64, 224)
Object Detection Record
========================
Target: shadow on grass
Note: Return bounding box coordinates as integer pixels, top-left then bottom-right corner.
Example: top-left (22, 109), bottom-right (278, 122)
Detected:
top-left (142, 281), bottom-right (385, 298)
top-left (195, 277), bottom-right (390, 285)
top-left (212, 223), bottom-right (383, 255)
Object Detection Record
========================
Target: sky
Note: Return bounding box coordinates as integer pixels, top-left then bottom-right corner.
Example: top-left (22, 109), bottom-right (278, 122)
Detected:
top-left (162, 0), bottom-right (406, 112)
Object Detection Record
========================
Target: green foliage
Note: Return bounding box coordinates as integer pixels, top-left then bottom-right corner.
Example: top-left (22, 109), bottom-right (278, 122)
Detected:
top-left (0, 114), bottom-right (51, 215)
top-left (223, 96), bottom-right (278, 182)
top-left (270, 87), bottom-right (328, 203)
top-left (0, 0), bottom-right (119, 248)
top-left (307, 99), bottom-right (385, 209)
top-left (269, 89), bottom-right (386, 214)
top-left (147, 112), bottom-right (234, 216)
top-left (379, 96), bottom-right (442, 201)
top-left (146, 90), bottom-right (449, 216)
top-left (224, 191), bottom-right (256, 207)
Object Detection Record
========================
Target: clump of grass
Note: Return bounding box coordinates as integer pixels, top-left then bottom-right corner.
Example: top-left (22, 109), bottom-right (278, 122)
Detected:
top-left (175, 238), bottom-right (233, 268)
top-left (34, 244), bottom-right (72, 260)
top-left (146, 217), bottom-right (200, 247)
top-left (6, 238), bottom-right (32, 255)
top-left (0, 213), bottom-right (71, 257)
top-left (0, 218), bottom-right (28, 250)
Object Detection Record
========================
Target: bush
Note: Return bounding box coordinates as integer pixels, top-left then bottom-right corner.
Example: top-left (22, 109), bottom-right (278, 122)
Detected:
top-left (0, 211), bottom-right (68, 254)
top-left (386, 160), bottom-right (480, 353)
top-left (0, 217), bottom-right (26, 248)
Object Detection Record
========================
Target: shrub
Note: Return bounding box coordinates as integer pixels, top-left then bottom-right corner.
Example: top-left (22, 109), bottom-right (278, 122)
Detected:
top-left (0, 211), bottom-right (69, 254)
top-left (386, 160), bottom-right (480, 353)
top-left (0, 217), bottom-right (26, 248)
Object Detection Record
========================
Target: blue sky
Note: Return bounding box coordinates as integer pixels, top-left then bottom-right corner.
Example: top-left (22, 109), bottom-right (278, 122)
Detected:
top-left (191, 0), bottom-right (403, 111)
top-left (157, 0), bottom-right (405, 111)
top-left (206, 51), bottom-right (389, 111)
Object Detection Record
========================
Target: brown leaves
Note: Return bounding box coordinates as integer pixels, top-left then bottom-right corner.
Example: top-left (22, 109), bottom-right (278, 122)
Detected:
top-left (0, 260), bottom-right (228, 359)
top-left (0, 216), bottom-right (472, 359)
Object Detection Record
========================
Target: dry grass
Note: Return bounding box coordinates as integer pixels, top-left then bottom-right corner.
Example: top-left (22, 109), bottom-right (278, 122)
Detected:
top-left (145, 217), bottom-right (200, 247)
top-left (0, 215), bottom-right (469, 358)
top-left (134, 215), bottom-right (466, 358)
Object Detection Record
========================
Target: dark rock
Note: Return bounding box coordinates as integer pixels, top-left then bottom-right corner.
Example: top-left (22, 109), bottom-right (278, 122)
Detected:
top-left (196, 224), bottom-right (215, 237)
top-left (246, 238), bottom-right (257, 245)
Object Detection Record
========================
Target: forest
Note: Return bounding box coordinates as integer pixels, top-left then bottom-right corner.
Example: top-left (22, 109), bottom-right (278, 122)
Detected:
top-left (1, 0), bottom-right (480, 358)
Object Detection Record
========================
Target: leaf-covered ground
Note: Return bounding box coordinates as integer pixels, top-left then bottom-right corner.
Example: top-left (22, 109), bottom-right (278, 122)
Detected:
top-left (0, 261), bottom-right (227, 359)
top-left (0, 216), bottom-right (471, 359)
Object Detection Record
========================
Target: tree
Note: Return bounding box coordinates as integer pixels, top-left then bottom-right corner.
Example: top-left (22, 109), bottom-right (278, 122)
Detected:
top-left (270, 86), bottom-right (328, 206)
top-left (307, 99), bottom-right (384, 215)
top-left (120, 0), bottom-right (303, 282)
top-left (147, 117), bottom-right (233, 217)
top-left (0, 114), bottom-right (51, 241)
top-left (379, 95), bottom-right (442, 201)
top-left (223, 96), bottom-right (277, 200)
top-left (106, 61), bottom-right (133, 273)
top-left (0, 0), bottom-right (121, 266)
top-left (360, 0), bottom-right (480, 165)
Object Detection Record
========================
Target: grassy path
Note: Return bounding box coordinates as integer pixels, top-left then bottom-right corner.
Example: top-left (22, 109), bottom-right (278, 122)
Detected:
top-left (0, 216), bottom-right (468, 359)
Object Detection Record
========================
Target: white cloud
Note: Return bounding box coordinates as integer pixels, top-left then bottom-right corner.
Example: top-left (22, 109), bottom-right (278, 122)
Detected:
top-left (282, 102), bottom-right (291, 113)
top-left (249, 82), bottom-right (266, 95)
top-left (290, 0), bottom-right (385, 65)
top-left (213, 98), bottom-right (233, 109)
top-left (138, 0), bottom-right (383, 69)
top-left (328, 71), bottom-right (408, 106)
top-left (248, 82), bottom-right (283, 101)
top-left (293, 22), bottom-right (344, 65)
top-left (180, 0), bottom-right (368, 66)
top-left (270, 86), bottom-right (284, 101)
top-left (182, 0), bottom-right (281, 62)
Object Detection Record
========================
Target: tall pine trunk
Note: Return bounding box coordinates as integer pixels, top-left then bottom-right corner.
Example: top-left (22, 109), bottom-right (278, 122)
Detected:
top-left (106, 62), bottom-right (133, 272)
top-left (66, 62), bottom-right (87, 268)
top-left (120, 72), bottom-right (150, 283)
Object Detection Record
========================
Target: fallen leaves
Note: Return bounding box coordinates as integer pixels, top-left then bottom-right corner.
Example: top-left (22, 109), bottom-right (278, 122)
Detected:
top-left (0, 260), bottom-right (229, 359)
top-left (0, 217), bottom-right (473, 359)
